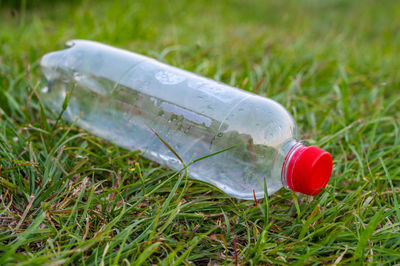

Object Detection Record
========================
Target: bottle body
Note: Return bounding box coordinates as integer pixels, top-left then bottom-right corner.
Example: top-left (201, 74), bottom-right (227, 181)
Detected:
top-left (41, 40), bottom-right (299, 200)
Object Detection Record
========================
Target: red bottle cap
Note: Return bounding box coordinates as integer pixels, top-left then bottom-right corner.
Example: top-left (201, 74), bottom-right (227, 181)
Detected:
top-left (284, 145), bottom-right (332, 195)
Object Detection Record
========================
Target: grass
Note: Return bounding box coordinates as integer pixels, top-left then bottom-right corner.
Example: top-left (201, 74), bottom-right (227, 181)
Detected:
top-left (1, 0), bottom-right (400, 264)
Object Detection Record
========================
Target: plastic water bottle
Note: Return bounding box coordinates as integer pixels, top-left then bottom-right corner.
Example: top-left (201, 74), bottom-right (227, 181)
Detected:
top-left (40, 40), bottom-right (333, 200)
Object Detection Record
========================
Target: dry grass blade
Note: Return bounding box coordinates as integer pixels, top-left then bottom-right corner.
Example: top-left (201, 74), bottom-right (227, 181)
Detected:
top-left (146, 124), bottom-right (185, 167)
top-left (14, 195), bottom-right (35, 231)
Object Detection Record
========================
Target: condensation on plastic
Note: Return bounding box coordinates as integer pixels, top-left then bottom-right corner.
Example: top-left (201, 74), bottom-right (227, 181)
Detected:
top-left (40, 40), bottom-right (299, 200)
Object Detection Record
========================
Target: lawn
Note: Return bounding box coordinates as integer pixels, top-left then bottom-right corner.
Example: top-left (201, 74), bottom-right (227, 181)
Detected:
top-left (1, 0), bottom-right (400, 264)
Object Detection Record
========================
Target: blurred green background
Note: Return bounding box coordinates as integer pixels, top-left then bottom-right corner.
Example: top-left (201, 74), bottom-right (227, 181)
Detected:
top-left (0, 0), bottom-right (400, 264)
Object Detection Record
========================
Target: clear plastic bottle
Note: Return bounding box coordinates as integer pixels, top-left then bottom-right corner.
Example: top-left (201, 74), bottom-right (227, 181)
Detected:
top-left (40, 40), bottom-right (333, 200)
